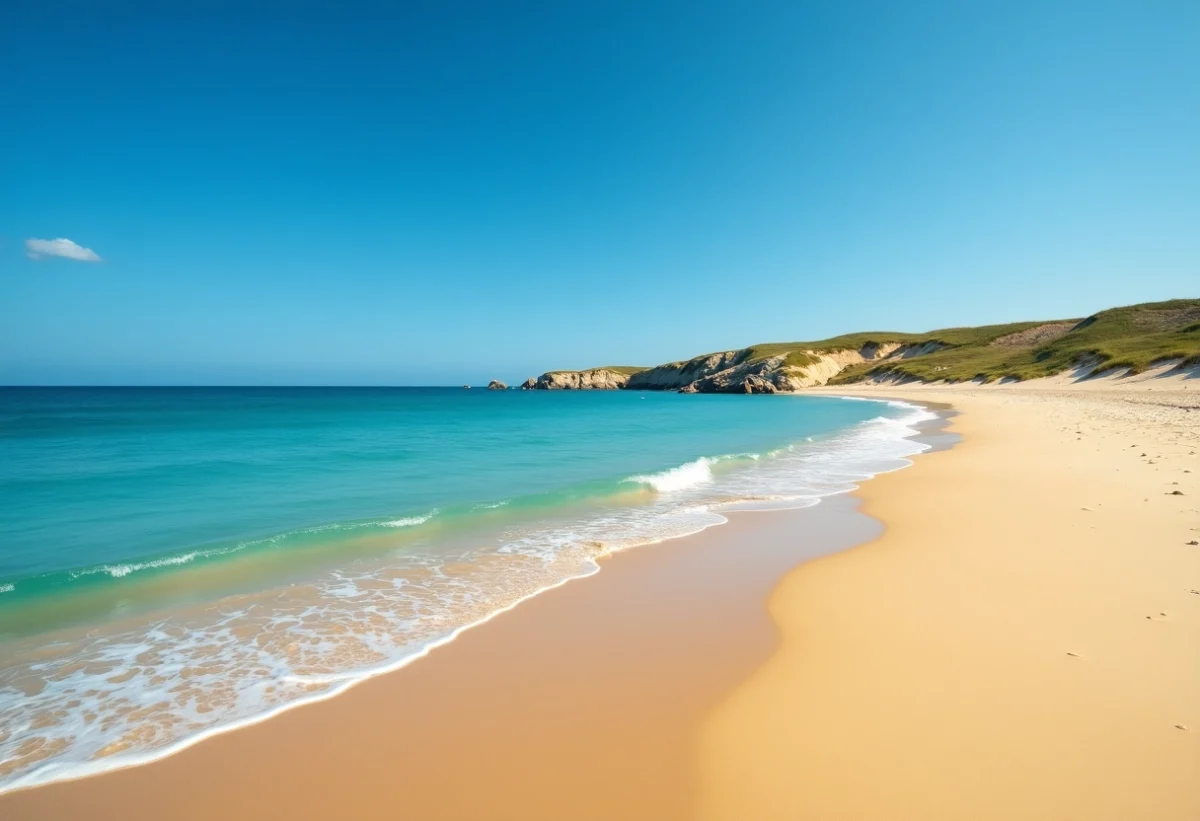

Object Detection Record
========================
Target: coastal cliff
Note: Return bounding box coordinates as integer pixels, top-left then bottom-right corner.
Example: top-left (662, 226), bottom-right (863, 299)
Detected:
top-left (628, 343), bottom-right (938, 394)
top-left (519, 368), bottom-right (640, 390)
top-left (523, 299), bottom-right (1200, 393)
top-left (526, 343), bottom-right (944, 394)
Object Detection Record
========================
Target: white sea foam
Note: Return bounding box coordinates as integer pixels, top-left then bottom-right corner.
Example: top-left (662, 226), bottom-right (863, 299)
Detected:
top-left (0, 399), bottom-right (940, 795)
top-left (0, 583), bottom-right (13, 594)
top-left (625, 456), bottom-right (717, 492)
top-left (101, 552), bottom-right (202, 578)
top-left (380, 510), bottom-right (437, 527)
top-left (67, 545), bottom-right (246, 581)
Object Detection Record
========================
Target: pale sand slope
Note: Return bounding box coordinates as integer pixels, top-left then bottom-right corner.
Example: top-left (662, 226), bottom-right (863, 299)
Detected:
top-left (700, 367), bottom-right (1199, 821)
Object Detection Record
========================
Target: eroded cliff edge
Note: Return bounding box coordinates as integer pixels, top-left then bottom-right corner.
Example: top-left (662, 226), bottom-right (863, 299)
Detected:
top-left (519, 368), bottom-right (640, 391)
top-left (520, 344), bottom-right (937, 393)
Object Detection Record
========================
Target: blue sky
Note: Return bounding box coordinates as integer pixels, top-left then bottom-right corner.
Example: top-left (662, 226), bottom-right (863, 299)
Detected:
top-left (2, 1), bottom-right (1197, 385)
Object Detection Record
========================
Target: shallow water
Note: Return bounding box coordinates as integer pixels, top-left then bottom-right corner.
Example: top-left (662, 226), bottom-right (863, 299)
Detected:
top-left (0, 387), bottom-right (933, 790)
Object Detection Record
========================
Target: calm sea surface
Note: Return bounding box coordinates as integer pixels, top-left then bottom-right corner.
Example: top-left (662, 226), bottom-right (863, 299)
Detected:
top-left (0, 387), bottom-right (932, 790)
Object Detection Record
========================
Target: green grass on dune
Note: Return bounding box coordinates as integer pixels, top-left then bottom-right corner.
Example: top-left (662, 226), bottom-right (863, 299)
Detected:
top-left (836, 299), bottom-right (1200, 383)
top-left (548, 365), bottom-right (648, 376)
top-left (744, 322), bottom-right (1058, 365)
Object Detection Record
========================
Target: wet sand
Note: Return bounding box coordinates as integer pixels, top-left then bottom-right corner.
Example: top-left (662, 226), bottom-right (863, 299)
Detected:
top-left (0, 490), bottom-right (887, 820)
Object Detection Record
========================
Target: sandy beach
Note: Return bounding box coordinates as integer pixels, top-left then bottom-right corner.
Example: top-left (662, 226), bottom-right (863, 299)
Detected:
top-left (703, 369), bottom-right (1199, 820)
top-left (3, 370), bottom-right (1197, 819)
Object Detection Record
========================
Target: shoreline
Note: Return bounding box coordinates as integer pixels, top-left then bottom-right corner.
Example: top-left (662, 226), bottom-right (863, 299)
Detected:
top-left (0, 499), bottom-right (899, 819)
top-left (0, 399), bottom-right (944, 809)
top-left (9, 373), bottom-right (1191, 819)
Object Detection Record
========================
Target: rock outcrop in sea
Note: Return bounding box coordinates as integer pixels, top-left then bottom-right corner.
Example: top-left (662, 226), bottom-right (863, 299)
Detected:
top-left (521, 368), bottom-right (634, 390)
top-left (487, 380), bottom-right (507, 390)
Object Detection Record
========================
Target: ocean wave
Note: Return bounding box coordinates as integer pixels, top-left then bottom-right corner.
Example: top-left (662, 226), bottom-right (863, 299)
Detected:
top-left (625, 457), bottom-right (716, 492)
top-left (68, 546), bottom-right (239, 580)
top-left (101, 553), bottom-right (200, 578)
top-left (0, 583), bottom-right (13, 594)
top-left (379, 510), bottom-right (437, 528)
top-left (623, 453), bottom-right (759, 493)
top-left (54, 511), bottom-right (442, 586)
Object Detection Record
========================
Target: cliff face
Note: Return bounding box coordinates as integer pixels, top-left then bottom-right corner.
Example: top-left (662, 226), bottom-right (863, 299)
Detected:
top-left (622, 342), bottom-right (940, 393)
top-left (522, 368), bottom-right (633, 390)
top-left (677, 354), bottom-right (791, 393)
top-left (626, 351), bottom-right (745, 390)
top-left (773, 345), bottom-right (904, 389)
top-left (670, 343), bottom-right (934, 393)
top-left (525, 343), bottom-right (945, 393)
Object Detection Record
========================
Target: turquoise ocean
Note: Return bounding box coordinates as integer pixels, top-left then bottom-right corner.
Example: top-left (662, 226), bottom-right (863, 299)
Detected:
top-left (0, 387), bottom-right (933, 791)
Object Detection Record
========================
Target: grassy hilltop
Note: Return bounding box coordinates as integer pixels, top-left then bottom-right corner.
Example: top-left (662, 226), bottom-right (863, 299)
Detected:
top-left (546, 366), bottom-right (647, 376)
top-left (833, 298), bottom-right (1200, 383)
top-left (541, 298), bottom-right (1199, 391)
top-left (740, 320), bottom-right (1054, 373)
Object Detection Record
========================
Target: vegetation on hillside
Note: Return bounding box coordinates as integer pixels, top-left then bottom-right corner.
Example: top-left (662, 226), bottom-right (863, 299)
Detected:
top-left (547, 365), bottom-right (647, 376)
top-left (743, 321), bottom-right (1055, 364)
top-left (553, 299), bottom-right (1199, 387)
top-left (834, 299), bottom-right (1200, 383)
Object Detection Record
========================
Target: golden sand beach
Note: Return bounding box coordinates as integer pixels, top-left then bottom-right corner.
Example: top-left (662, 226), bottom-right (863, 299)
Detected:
top-left (701, 370), bottom-right (1199, 820)
top-left (2, 370), bottom-right (1195, 820)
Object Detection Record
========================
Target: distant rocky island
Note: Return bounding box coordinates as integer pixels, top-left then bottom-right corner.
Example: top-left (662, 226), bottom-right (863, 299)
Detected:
top-left (519, 299), bottom-right (1199, 393)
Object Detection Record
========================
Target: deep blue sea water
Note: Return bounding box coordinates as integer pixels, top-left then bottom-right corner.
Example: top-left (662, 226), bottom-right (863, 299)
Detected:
top-left (0, 387), bottom-right (933, 790)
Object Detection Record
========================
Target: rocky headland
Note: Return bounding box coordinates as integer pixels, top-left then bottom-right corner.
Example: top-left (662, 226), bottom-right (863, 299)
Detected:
top-left (520, 299), bottom-right (1200, 393)
top-left (519, 368), bottom-right (638, 391)
top-left (521, 343), bottom-right (943, 393)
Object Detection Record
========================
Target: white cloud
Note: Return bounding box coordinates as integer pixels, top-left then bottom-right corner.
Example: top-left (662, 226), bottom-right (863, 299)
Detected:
top-left (25, 237), bottom-right (102, 262)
